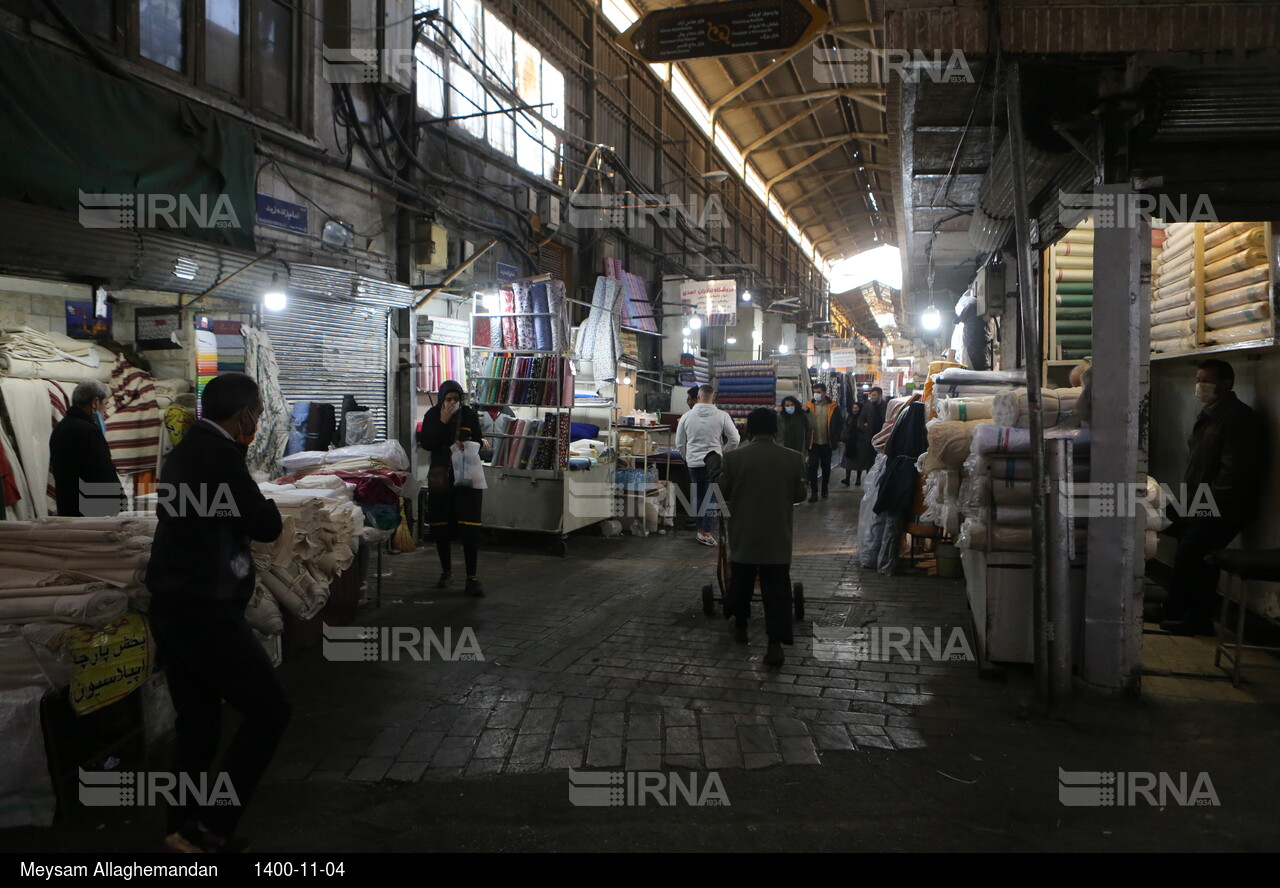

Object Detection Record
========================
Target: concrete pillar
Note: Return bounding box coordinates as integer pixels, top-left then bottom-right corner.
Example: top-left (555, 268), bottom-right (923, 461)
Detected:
top-left (1082, 185), bottom-right (1150, 692)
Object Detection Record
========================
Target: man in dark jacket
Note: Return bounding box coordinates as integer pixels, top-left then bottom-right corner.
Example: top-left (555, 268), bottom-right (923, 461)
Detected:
top-left (1159, 359), bottom-right (1264, 636)
top-left (49, 380), bottom-right (124, 516)
top-left (718, 408), bottom-right (809, 667)
top-left (147, 373), bottom-right (286, 853)
top-left (851, 387), bottom-right (887, 485)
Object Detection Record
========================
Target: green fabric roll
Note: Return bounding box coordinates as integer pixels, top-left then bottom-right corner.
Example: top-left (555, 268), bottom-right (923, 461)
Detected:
top-left (1057, 334), bottom-right (1094, 348)
top-left (1055, 307), bottom-right (1093, 321)
top-left (1055, 283), bottom-right (1094, 296)
top-left (1055, 294), bottom-right (1094, 307)
top-left (1055, 320), bottom-right (1094, 334)
top-left (1062, 348), bottom-right (1094, 359)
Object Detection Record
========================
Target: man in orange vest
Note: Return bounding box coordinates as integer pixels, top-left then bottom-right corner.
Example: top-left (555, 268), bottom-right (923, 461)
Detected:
top-left (804, 383), bottom-right (843, 503)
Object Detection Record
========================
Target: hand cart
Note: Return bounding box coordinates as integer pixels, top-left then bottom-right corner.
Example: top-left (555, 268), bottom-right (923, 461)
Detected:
top-left (700, 516), bottom-right (804, 619)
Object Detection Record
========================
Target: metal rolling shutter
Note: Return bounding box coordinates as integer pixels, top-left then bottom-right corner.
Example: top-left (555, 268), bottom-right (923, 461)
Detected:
top-left (263, 294), bottom-right (392, 440)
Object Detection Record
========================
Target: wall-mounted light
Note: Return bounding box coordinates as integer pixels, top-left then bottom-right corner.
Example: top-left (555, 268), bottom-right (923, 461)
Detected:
top-left (263, 273), bottom-right (287, 311)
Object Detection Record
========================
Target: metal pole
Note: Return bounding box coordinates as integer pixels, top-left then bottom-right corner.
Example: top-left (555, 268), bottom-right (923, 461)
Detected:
top-left (1006, 63), bottom-right (1051, 704)
top-left (411, 238), bottom-right (499, 311)
top-left (1047, 439), bottom-right (1074, 701)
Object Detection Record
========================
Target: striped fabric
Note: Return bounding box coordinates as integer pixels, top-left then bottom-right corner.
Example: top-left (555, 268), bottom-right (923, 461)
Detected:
top-left (104, 356), bottom-right (162, 475)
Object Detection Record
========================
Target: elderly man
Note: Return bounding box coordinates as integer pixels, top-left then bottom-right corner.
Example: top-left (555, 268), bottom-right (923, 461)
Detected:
top-left (718, 407), bottom-right (809, 666)
top-left (49, 380), bottom-right (124, 516)
top-left (1157, 359), bottom-right (1263, 636)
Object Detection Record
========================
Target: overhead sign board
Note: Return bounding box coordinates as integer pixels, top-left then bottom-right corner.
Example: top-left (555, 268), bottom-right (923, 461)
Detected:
top-left (618, 0), bottom-right (829, 64)
top-left (829, 348), bottom-right (858, 370)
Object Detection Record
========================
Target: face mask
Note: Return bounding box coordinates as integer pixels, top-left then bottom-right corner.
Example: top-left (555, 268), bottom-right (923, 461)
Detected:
top-left (94, 411), bottom-right (108, 436)
top-left (785, 405), bottom-right (796, 415)
top-left (1194, 383), bottom-right (1217, 404)
top-left (235, 413), bottom-right (257, 447)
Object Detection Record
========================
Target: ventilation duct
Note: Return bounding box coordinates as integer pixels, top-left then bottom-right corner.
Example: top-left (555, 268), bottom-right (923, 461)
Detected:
top-left (969, 136), bottom-right (1075, 253)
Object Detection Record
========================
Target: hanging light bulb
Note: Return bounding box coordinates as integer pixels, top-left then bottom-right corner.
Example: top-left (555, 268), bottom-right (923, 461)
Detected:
top-left (622, 374), bottom-right (632, 386)
top-left (741, 290), bottom-right (752, 303)
top-left (726, 337), bottom-right (737, 345)
top-left (682, 326), bottom-right (691, 337)
top-left (778, 343), bottom-right (789, 354)
top-left (821, 360), bottom-right (830, 370)
top-left (922, 304), bottom-right (941, 331)
top-left (263, 273), bottom-right (287, 311)
top-left (689, 316), bottom-right (703, 330)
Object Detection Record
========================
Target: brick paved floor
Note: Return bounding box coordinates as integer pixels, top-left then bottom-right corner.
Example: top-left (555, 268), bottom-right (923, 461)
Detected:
top-left (270, 484), bottom-right (1002, 783)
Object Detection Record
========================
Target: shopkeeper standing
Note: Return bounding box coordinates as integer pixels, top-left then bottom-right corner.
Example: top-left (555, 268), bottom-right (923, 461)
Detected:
top-left (147, 373), bottom-right (287, 853)
top-left (49, 379), bottom-right (124, 516)
top-left (419, 380), bottom-right (485, 597)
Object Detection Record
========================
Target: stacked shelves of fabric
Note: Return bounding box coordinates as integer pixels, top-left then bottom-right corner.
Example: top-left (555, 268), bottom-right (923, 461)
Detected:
top-left (773, 354), bottom-right (810, 404)
top-left (605, 258), bottom-right (658, 334)
top-left (1200, 221), bottom-right (1273, 347)
top-left (713, 360), bottom-right (777, 420)
top-left (1045, 222), bottom-right (1095, 362)
top-left (1151, 221), bottom-right (1199, 353)
top-left (677, 352), bottom-right (710, 387)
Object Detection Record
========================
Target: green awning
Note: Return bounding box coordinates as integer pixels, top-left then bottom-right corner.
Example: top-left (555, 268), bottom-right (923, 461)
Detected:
top-left (0, 29), bottom-right (255, 250)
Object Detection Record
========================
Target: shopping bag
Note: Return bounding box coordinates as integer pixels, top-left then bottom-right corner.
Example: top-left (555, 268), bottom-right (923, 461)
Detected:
top-left (451, 441), bottom-right (488, 489)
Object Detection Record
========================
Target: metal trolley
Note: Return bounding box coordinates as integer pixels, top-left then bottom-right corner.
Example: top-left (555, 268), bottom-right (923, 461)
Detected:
top-left (700, 516), bottom-right (805, 620)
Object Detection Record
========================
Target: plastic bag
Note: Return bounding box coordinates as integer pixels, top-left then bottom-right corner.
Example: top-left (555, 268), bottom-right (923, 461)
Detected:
top-left (344, 411), bottom-right (376, 446)
top-left (450, 441), bottom-right (487, 489)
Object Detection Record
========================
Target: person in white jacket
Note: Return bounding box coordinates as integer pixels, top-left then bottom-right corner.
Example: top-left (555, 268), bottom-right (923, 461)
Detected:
top-left (675, 384), bottom-right (740, 546)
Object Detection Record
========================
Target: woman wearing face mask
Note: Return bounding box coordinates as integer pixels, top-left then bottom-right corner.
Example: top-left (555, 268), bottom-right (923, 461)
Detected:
top-left (839, 401), bottom-right (863, 486)
top-left (418, 381), bottom-right (485, 597)
top-left (775, 396), bottom-right (810, 453)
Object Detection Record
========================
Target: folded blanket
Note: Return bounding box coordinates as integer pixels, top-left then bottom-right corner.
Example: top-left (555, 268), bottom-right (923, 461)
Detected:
top-left (0, 587), bottom-right (128, 626)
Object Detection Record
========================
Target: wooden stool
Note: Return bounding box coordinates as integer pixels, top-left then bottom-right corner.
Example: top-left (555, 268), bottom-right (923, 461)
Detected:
top-left (1208, 548), bottom-right (1280, 687)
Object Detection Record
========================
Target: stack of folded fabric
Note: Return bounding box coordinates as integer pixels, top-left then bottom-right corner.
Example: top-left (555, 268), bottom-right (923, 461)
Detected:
top-left (925, 367), bottom-right (1025, 418)
top-left (249, 476), bottom-right (367, 627)
top-left (0, 516), bottom-right (155, 610)
top-left (213, 320), bottom-right (245, 373)
top-left (1151, 221), bottom-right (1197, 353)
top-left (0, 327), bottom-right (113, 382)
top-left (677, 353), bottom-right (710, 386)
top-left (606, 259), bottom-right (657, 333)
top-left (712, 360), bottom-right (777, 419)
top-left (989, 387), bottom-right (1083, 429)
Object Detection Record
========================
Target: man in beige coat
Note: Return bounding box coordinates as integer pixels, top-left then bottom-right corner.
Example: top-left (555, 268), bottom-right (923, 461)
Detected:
top-left (717, 408), bottom-right (809, 666)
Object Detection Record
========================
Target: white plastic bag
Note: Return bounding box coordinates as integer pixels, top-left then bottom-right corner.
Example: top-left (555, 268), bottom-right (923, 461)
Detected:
top-left (451, 441), bottom-right (487, 489)
top-left (344, 411), bottom-right (376, 446)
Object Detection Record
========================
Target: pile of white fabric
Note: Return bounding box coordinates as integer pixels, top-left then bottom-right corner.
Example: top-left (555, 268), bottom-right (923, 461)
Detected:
top-left (0, 517), bottom-right (155, 611)
top-left (919, 469), bottom-right (962, 535)
top-left (246, 476), bottom-right (366, 632)
top-left (0, 327), bottom-right (113, 382)
top-left (278, 440), bottom-right (411, 476)
top-left (990, 387), bottom-right (1083, 429)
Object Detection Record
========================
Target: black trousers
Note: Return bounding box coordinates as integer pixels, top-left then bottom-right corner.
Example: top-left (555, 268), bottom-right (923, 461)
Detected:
top-left (429, 487), bottom-right (483, 577)
top-left (807, 444), bottom-right (833, 494)
top-left (725, 562), bottom-right (794, 644)
top-left (1165, 517), bottom-right (1241, 623)
top-left (149, 597), bottom-right (292, 836)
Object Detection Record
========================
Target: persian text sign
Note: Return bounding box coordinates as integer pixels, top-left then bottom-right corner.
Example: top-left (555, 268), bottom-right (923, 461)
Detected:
top-left (679, 279), bottom-right (737, 327)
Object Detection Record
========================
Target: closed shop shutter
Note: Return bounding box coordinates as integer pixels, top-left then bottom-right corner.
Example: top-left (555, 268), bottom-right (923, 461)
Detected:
top-left (263, 294), bottom-right (392, 441)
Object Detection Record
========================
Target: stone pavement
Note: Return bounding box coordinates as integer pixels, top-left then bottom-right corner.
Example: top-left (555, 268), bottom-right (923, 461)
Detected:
top-left (271, 484), bottom-right (1000, 784)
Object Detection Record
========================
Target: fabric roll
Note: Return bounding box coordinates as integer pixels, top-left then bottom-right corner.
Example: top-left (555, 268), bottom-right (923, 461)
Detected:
top-left (934, 396), bottom-right (994, 423)
top-left (1055, 307), bottom-right (1093, 321)
top-left (1062, 229), bottom-right (1094, 245)
top-left (1203, 281), bottom-right (1272, 315)
top-left (1207, 320), bottom-right (1273, 344)
top-left (1061, 348), bottom-right (1094, 359)
top-left (0, 587), bottom-right (128, 626)
top-left (1204, 264), bottom-right (1270, 297)
top-left (990, 503), bottom-right (1032, 524)
top-left (1151, 336), bottom-right (1197, 354)
top-left (0, 377), bottom-right (56, 517)
top-left (1204, 228), bottom-right (1267, 266)
top-left (1056, 334), bottom-right (1093, 348)
top-left (1051, 268), bottom-right (1091, 283)
top-left (1054, 242), bottom-right (1094, 257)
top-left (1054, 283), bottom-right (1094, 296)
top-left (1055, 294), bottom-right (1093, 307)
top-left (919, 419), bottom-right (992, 474)
top-left (1054, 254), bottom-right (1093, 270)
top-left (1152, 320), bottom-right (1197, 341)
top-left (1055, 320), bottom-right (1094, 334)
top-left (1205, 248), bottom-right (1268, 281)
top-left (1150, 292), bottom-right (1193, 314)
top-left (1151, 303), bottom-right (1196, 326)
top-left (1161, 252), bottom-right (1193, 281)
top-left (1205, 301), bottom-right (1269, 330)
top-left (1204, 221), bottom-right (1262, 251)
top-left (529, 281), bottom-right (552, 351)
top-left (513, 281), bottom-right (536, 350)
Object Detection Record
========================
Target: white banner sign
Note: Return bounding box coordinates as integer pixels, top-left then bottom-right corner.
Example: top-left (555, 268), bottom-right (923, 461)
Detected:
top-left (420, 315), bottom-right (471, 347)
top-left (679, 279), bottom-right (737, 327)
top-left (829, 348), bottom-right (859, 370)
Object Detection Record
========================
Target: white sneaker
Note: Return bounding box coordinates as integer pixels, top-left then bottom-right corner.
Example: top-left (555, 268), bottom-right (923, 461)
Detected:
top-left (696, 531), bottom-right (717, 547)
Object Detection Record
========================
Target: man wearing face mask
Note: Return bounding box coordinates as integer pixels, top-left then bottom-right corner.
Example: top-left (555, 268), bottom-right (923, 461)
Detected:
top-left (1157, 359), bottom-right (1263, 636)
top-left (803, 383), bottom-right (843, 502)
top-left (49, 379), bottom-right (125, 516)
top-left (147, 373), bottom-right (287, 853)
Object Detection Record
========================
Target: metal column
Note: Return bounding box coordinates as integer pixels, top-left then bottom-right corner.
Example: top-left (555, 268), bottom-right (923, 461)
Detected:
top-left (1082, 184), bottom-right (1149, 692)
top-left (1006, 64), bottom-right (1052, 704)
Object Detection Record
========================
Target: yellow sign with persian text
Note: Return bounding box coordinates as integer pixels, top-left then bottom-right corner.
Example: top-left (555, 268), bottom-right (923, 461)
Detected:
top-left (67, 612), bottom-right (153, 715)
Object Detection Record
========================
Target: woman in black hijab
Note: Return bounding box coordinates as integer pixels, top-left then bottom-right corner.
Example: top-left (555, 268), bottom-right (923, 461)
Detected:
top-left (418, 380), bottom-right (485, 596)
